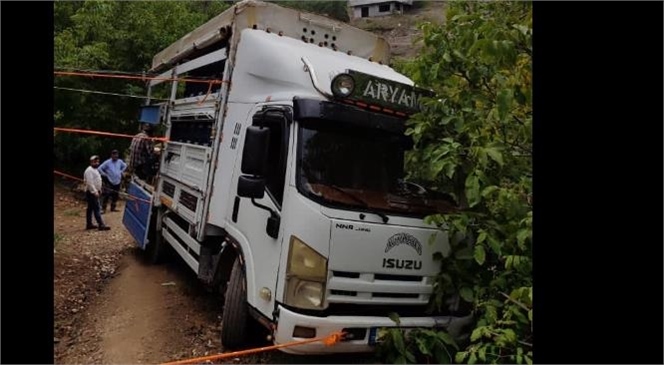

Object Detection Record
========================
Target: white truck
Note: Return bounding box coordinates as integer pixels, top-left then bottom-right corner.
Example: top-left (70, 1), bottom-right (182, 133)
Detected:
top-left (123, 0), bottom-right (472, 354)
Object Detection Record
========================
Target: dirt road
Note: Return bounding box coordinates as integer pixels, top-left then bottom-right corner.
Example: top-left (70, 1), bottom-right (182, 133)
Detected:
top-left (54, 185), bottom-right (376, 364)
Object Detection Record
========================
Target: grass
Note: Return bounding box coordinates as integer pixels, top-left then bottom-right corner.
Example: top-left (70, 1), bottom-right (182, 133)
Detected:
top-left (54, 233), bottom-right (64, 247)
top-left (64, 209), bottom-right (81, 217)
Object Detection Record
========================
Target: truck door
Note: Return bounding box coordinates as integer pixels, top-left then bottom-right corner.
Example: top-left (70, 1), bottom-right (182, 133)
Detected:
top-left (233, 105), bottom-right (292, 318)
top-left (122, 181), bottom-right (154, 249)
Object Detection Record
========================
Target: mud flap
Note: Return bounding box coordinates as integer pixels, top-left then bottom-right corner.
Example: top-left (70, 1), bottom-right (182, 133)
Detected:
top-left (122, 181), bottom-right (154, 249)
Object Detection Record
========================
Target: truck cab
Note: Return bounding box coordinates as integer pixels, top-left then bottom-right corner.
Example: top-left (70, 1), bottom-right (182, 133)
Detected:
top-left (123, 0), bottom-right (472, 354)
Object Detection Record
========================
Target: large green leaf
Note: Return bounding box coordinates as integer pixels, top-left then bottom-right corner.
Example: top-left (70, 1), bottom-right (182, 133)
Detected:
top-left (504, 329), bottom-right (517, 342)
top-left (470, 327), bottom-right (483, 342)
top-left (437, 331), bottom-right (458, 350)
top-left (487, 235), bottom-right (502, 255)
top-left (459, 286), bottom-right (474, 302)
top-left (405, 350), bottom-right (416, 363)
top-left (486, 305), bottom-right (498, 323)
top-left (415, 337), bottom-right (431, 356)
top-left (474, 245), bottom-right (486, 265)
top-left (478, 346), bottom-right (487, 362)
top-left (505, 255), bottom-right (514, 269)
top-left (497, 89), bottom-right (513, 121)
top-left (444, 162), bottom-right (456, 179)
top-left (393, 330), bottom-right (406, 354)
top-left (389, 312), bottom-right (401, 326)
top-left (517, 228), bottom-right (530, 248)
top-left (465, 174), bottom-right (481, 207)
top-left (455, 351), bottom-right (468, 364)
top-left (481, 185), bottom-right (499, 197)
top-left (441, 116), bottom-right (455, 125)
top-left (485, 146), bottom-right (504, 166)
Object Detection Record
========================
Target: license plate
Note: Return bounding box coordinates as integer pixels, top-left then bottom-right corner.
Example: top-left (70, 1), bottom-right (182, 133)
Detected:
top-left (368, 327), bottom-right (415, 346)
top-left (368, 327), bottom-right (388, 345)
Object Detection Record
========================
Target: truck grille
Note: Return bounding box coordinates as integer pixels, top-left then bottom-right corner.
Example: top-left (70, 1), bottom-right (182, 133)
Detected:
top-left (327, 271), bottom-right (431, 305)
top-left (331, 290), bottom-right (357, 297)
top-left (374, 273), bottom-right (423, 282)
top-left (332, 271), bottom-right (359, 279)
top-left (282, 302), bottom-right (449, 318)
top-left (373, 292), bottom-right (420, 299)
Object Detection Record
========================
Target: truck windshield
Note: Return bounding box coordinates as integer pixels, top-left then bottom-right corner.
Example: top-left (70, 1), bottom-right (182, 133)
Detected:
top-left (296, 121), bottom-right (457, 217)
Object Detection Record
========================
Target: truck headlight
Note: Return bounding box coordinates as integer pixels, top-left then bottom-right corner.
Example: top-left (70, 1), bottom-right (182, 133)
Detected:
top-left (284, 236), bottom-right (328, 310)
top-left (331, 73), bottom-right (355, 98)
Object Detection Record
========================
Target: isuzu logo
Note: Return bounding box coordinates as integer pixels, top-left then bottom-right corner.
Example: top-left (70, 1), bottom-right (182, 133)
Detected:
top-left (385, 233), bottom-right (422, 256)
top-left (382, 258), bottom-right (422, 270)
top-left (382, 233), bottom-right (423, 271)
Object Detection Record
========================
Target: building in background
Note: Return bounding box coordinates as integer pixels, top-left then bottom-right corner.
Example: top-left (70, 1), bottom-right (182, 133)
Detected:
top-left (349, 0), bottom-right (413, 19)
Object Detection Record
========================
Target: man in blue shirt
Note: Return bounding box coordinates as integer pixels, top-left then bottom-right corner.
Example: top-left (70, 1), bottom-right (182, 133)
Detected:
top-left (99, 150), bottom-right (127, 213)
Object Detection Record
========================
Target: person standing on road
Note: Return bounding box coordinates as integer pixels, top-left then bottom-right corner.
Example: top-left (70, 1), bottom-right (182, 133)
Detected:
top-left (99, 149), bottom-right (127, 213)
top-left (84, 155), bottom-right (111, 231)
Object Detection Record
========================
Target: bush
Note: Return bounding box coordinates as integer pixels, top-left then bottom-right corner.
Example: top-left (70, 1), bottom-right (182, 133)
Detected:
top-left (377, 2), bottom-right (532, 363)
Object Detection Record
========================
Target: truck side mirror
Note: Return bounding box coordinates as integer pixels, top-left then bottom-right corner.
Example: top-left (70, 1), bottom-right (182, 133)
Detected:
top-left (237, 175), bottom-right (265, 199)
top-left (241, 126), bottom-right (270, 176)
top-left (236, 112), bottom-right (283, 240)
top-left (237, 126), bottom-right (269, 199)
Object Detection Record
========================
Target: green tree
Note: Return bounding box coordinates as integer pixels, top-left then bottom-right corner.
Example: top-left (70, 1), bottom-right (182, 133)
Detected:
top-left (54, 1), bottom-right (230, 174)
top-left (377, 2), bottom-right (532, 363)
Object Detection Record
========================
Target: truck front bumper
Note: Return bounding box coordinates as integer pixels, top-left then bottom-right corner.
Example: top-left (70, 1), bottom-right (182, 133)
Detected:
top-left (273, 305), bottom-right (473, 354)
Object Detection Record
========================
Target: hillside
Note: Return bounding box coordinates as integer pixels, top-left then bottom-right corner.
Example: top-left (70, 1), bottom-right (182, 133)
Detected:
top-left (273, 0), bottom-right (447, 62)
top-left (349, 1), bottom-right (447, 61)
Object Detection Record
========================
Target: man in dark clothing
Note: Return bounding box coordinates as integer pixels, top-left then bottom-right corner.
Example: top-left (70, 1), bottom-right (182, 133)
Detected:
top-left (129, 123), bottom-right (155, 180)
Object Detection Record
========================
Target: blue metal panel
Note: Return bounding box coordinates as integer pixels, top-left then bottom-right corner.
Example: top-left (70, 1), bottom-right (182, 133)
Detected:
top-left (122, 182), bottom-right (153, 249)
top-left (139, 105), bottom-right (161, 125)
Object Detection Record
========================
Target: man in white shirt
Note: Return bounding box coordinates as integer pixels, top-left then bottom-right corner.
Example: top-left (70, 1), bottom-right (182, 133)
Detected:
top-left (84, 155), bottom-right (111, 231)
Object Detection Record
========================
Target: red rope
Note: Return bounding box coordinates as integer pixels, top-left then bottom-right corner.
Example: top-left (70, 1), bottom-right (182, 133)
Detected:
top-left (54, 70), bottom-right (227, 85)
top-left (161, 331), bottom-right (346, 365)
top-left (54, 170), bottom-right (152, 205)
top-left (54, 127), bottom-right (168, 142)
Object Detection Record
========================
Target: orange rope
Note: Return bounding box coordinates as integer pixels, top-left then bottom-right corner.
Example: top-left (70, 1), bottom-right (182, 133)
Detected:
top-left (54, 170), bottom-right (153, 205)
top-left (197, 81), bottom-right (215, 106)
top-left (54, 127), bottom-right (168, 142)
top-left (54, 70), bottom-right (227, 85)
top-left (160, 331), bottom-right (346, 365)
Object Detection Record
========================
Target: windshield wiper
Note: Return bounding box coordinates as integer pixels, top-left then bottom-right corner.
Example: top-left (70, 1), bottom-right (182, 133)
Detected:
top-left (329, 185), bottom-right (389, 223)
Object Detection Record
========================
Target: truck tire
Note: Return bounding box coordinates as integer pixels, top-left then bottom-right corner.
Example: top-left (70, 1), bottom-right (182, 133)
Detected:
top-left (221, 257), bottom-right (248, 349)
top-left (144, 209), bottom-right (166, 264)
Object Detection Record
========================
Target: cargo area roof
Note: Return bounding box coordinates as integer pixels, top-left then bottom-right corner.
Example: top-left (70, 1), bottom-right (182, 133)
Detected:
top-left (150, 0), bottom-right (391, 72)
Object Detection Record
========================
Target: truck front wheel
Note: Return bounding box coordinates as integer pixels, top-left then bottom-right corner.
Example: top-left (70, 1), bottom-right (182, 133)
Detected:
top-left (221, 257), bottom-right (248, 349)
